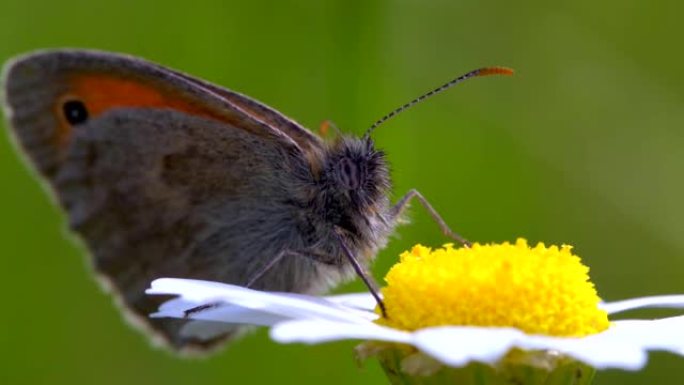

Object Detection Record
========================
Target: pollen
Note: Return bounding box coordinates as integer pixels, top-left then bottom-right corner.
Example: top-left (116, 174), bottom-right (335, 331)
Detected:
top-left (378, 239), bottom-right (609, 337)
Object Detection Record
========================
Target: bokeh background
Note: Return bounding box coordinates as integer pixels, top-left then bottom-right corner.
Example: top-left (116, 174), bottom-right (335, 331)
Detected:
top-left (1, 1), bottom-right (683, 384)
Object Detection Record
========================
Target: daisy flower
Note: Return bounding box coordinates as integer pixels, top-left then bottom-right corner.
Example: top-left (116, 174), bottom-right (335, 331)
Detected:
top-left (147, 239), bottom-right (684, 385)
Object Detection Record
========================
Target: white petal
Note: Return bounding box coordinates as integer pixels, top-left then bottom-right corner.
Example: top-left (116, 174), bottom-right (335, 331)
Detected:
top-left (522, 332), bottom-right (647, 370)
top-left (150, 295), bottom-right (289, 326)
top-left (602, 295), bottom-right (684, 314)
top-left (147, 278), bottom-right (238, 302)
top-left (271, 320), bottom-right (412, 345)
top-left (148, 278), bottom-right (371, 324)
top-left (407, 318), bottom-right (684, 371)
top-left (402, 326), bottom-right (648, 370)
top-left (152, 297), bottom-right (200, 318)
top-left (411, 327), bottom-right (524, 367)
top-left (186, 304), bottom-right (289, 326)
top-left (324, 293), bottom-right (378, 313)
top-left (147, 280), bottom-right (684, 371)
top-left (607, 316), bottom-right (684, 354)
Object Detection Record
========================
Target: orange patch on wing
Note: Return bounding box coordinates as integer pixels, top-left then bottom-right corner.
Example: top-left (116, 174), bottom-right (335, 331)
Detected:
top-left (71, 74), bottom-right (225, 118)
top-left (53, 74), bottom-right (232, 146)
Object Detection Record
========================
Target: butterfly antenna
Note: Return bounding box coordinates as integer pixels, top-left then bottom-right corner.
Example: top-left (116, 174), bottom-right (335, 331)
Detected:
top-left (363, 66), bottom-right (514, 139)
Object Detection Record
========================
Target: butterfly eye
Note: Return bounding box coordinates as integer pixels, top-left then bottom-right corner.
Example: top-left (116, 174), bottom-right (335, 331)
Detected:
top-left (336, 157), bottom-right (361, 190)
top-left (62, 99), bottom-right (89, 125)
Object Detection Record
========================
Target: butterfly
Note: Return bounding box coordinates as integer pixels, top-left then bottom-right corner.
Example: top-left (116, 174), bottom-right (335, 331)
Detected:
top-left (2, 49), bottom-right (511, 352)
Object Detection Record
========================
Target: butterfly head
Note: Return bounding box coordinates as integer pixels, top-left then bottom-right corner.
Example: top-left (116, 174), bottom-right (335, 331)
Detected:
top-left (321, 136), bottom-right (390, 210)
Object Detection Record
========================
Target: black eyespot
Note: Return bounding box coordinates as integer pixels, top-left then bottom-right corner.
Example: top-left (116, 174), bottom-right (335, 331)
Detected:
top-left (62, 100), bottom-right (89, 125)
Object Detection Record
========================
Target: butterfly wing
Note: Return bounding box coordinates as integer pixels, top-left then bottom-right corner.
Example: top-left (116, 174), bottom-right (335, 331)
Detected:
top-left (2, 50), bottom-right (331, 350)
top-left (166, 67), bottom-right (326, 162)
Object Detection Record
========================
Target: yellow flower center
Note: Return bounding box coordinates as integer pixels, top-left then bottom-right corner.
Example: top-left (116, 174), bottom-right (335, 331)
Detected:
top-left (378, 239), bottom-right (609, 337)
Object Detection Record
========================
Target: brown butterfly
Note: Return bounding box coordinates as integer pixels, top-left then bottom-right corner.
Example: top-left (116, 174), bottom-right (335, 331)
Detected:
top-left (2, 49), bottom-right (512, 352)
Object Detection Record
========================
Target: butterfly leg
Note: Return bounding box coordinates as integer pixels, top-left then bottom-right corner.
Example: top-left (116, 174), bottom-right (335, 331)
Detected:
top-left (245, 249), bottom-right (289, 288)
top-left (187, 243), bottom-right (386, 318)
top-left (392, 189), bottom-right (471, 247)
top-left (183, 303), bottom-right (221, 318)
top-left (246, 244), bottom-right (381, 298)
top-left (245, 248), bottom-right (342, 289)
top-left (184, 249), bottom-right (321, 318)
top-left (333, 228), bottom-right (386, 317)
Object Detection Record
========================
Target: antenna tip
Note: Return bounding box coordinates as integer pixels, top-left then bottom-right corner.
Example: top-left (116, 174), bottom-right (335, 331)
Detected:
top-left (476, 66), bottom-right (515, 77)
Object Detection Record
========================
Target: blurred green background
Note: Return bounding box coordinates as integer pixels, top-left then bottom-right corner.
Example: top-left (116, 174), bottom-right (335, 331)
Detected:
top-left (1, 0), bottom-right (683, 384)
